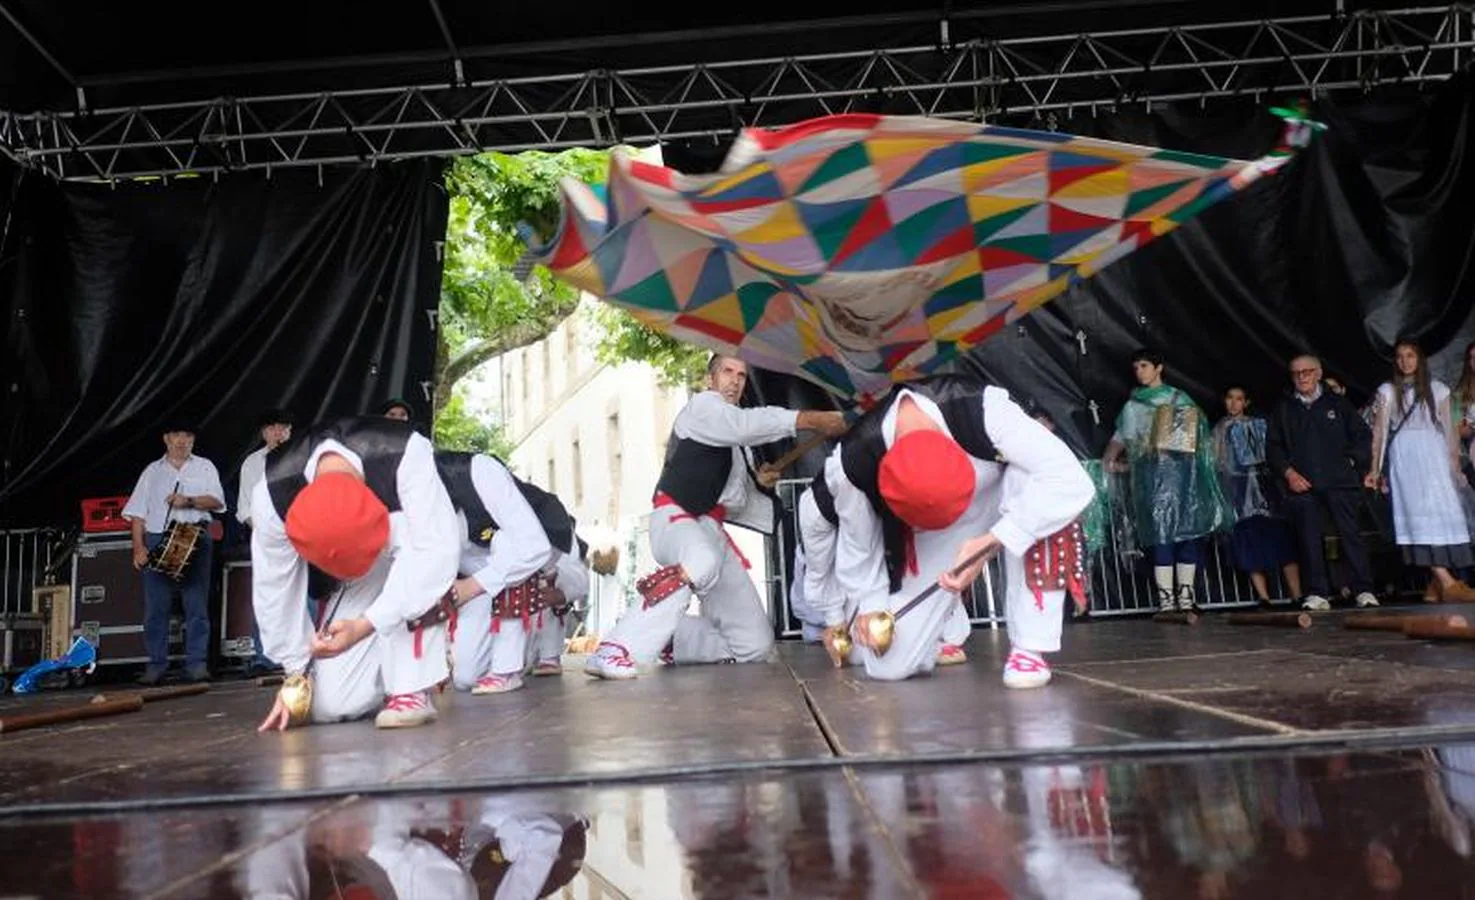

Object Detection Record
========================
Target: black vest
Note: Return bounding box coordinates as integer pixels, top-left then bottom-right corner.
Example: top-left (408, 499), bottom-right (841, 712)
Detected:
top-left (265, 417), bottom-right (412, 521)
top-left (653, 436), bottom-right (739, 515)
top-left (265, 417), bottom-right (414, 597)
top-left (809, 469), bottom-right (838, 527)
top-left (434, 451), bottom-right (576, 555)
top-left (839, 374), bottom-right (1001, 592)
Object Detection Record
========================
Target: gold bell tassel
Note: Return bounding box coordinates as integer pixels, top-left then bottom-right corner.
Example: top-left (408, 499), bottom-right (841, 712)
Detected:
top-left (850, 542), bottom-right (996, 657)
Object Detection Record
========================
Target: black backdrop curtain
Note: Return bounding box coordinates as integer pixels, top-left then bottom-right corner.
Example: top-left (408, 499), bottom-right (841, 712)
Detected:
top-left (0, 159), bottom-right (449, 527)
top-left (720, 73), bottom-right (1475, 473)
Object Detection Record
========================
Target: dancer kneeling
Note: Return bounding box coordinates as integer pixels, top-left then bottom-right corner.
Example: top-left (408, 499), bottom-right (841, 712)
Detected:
top-left (586, 354), bottom-right (847, 679)
top-left (829, 376), bottom-right (1093, 687)
top-left (431, 450), bottom-right (573, 695)
top-left (798, 451), bottom-right (972, 666)
top-left (252, 416), bottom-right (461, 730)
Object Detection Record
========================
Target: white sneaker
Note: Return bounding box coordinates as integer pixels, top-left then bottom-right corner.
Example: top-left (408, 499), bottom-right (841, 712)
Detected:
top-left (1002, 649), bottom-right (1052, 689)
top-left (1356, 592), bottom-right (1381, 608)
top-left (1301, 595), bottom-right (1331, 611)
top-left (374, 691), bottom-right (437, 729)
top-left (471, 672), bottom-right (524, 695)
top-left (584, 643), bottom-right (639, 681)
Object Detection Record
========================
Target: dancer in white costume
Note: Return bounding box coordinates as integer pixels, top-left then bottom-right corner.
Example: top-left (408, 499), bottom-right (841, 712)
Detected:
top-left (830, 375), bottom-right (1093, 686)
top-left (586, 354), bottom-right (847, 679)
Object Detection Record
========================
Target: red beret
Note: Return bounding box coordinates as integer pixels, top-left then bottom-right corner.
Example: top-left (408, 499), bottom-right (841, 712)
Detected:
top-left (285, 472), bottom-right (390, 580)
top-left (878, 429), bottom-right (976, 531)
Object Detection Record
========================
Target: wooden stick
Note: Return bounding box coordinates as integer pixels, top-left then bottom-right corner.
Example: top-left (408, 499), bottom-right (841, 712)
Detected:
top-left (256, 674), bottom-right (285, 687)
top-left (89, 683), bottom-right (212, 705)
top-left (766, 431), bottom-right (833, 474)
top-left (1224, 611), bottom-right (1312, 629)
top-left (1153, 611), bottom-right (1200, 625)
top-left (0, 696), bottom-right (144, 735)
top-left (1344, 614), bottom-right (1469, 632)
top-left (1403, 619), bottom-right (1475, 641)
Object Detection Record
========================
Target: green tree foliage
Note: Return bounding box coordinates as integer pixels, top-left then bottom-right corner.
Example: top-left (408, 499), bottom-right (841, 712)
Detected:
top-left (433, 392), bottom-right (516, 458)
top-left (588, 303), bottom-right (710, 389)
top-left (434, 147), bottom-right (711, 450)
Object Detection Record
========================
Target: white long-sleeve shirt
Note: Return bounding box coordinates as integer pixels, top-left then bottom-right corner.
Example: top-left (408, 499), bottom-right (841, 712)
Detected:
top-left (122, 454), bottom-right (225, 533)
top-left (798, 450), bottom-right (844, 625)
top-left (551, 546), bottom-right (590, 602)
top-left (236, 445), bottom-right (269, 526)
top-left (670, 389), bottom-right (798, 530)
top-left (455, 455), bottom-right (555, 598)
top-left (250, 431), bottom-right (460, 672)
top-left (832, 385), bottom-right (1094, 611)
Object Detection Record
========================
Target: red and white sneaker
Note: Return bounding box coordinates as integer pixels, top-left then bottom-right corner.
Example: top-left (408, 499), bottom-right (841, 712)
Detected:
top-left (471, 672), bottom-right (525, 695)
top-left (936, 644), bottom-right (968, 666)
top-left (584, 643), bottom-right (639, 681)
top-left (374, 691), bottom-right (437, 728)
top-left (532, 657), bottom-right (562, 677)
top-left (1002, 649), bottom-right (1052, 689)
top-left (659, 642), bottom-right (675, 666)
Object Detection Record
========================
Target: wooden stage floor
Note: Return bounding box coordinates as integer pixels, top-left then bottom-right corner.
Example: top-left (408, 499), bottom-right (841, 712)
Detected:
top-left (5, 603), bottom-right (1475, 898)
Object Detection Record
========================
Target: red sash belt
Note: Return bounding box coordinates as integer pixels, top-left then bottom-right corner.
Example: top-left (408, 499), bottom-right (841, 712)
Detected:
top-left (652, 492), bottom-right (751, 570)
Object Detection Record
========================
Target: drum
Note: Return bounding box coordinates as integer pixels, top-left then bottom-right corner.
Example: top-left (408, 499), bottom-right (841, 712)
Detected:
top-left (147, 521), bottom-right (205, 582)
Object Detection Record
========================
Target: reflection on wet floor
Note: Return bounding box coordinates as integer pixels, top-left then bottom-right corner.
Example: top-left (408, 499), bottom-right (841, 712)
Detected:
top-left (5, 745), bottom-right (1475, 898)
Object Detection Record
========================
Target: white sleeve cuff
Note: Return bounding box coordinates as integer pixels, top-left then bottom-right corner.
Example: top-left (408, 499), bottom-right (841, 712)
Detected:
top-left (991, 517), bottom-right (1035, 559)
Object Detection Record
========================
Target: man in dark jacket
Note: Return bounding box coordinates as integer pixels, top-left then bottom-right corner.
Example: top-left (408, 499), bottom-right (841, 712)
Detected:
top-left (1266, 354), bottom-right (1378, 610)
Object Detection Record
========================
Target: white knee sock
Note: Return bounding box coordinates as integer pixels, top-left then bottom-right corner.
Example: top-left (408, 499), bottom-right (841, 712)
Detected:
top-left (1154, 566), bottom-right (1176, 609)
top-left (1176, 563), bottom-right (1198, 607)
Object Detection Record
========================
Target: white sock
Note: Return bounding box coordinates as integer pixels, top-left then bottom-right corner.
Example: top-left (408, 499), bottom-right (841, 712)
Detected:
top-left (1176, 563), bottom-right (1198, 603)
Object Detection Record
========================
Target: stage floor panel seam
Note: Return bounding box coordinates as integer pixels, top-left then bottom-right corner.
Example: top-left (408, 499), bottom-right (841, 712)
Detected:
top-left (1056, 669), bottom-right (1304, 737)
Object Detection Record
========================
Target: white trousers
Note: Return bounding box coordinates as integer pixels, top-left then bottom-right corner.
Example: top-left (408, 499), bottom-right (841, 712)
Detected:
top-left (273, 555), bottom-right (448, 723)
top-left (857, 546), bottom-right (1061, 682)
top-left (530, 610), bottom-right (565, 663)
top-left (602, 505), bottom-right (774, 664)
top-left (450, 591), bottom-right (537, 687)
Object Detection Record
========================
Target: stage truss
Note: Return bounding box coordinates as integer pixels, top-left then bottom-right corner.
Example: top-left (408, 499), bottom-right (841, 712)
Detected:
top-left (1, 4), bottom-right (1472, 182)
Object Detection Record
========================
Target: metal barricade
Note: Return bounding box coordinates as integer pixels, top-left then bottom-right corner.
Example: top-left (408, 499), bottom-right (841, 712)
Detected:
top-left (769, 478), bottom-right (1296, 627)
top-left (770, 478), bottom-right (1005, 638)
top-left (0, 528), bottom-right (66, 616)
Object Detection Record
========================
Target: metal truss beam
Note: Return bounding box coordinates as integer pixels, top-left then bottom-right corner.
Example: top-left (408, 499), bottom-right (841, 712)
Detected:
top-left (2, 5), bottom-right (1472, 182)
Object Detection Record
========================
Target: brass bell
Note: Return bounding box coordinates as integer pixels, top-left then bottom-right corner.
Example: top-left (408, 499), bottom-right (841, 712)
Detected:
top-left (823, 624), bottom-right (853, 667)
top-left (279, 673), bottom-right (314, 727)
top-left (853, 611), bottom-right (896, 656)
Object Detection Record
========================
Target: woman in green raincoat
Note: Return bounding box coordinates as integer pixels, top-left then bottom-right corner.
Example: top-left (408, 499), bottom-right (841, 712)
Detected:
top-left (1104, 349), bottom-right (1233, 612)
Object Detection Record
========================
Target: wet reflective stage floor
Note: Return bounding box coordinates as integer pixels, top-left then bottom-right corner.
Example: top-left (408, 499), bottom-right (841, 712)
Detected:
top-left (6, 604), bottom-right (1475, 898)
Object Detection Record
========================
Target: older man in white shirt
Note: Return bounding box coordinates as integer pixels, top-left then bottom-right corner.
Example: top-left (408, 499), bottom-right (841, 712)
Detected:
top-left (585, 354), bottom-right (848, 679)
top-left (234, 408), bottom-right (293, 673)
top-left (122, 420), bottom-right (226, 685)
top-left (236, 409), bottom-right (293, 530)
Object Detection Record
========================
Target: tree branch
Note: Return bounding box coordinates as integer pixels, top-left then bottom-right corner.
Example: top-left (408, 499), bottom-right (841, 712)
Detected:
top-left (437, 303), bottom-right (579, 404)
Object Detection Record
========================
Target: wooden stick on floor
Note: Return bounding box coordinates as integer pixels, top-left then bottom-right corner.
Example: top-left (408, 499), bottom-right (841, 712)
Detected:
top-left (88, 683), bottom-right (212, 705)
top-left (1224, 611), bottom-right (1313, 629)
top-left (0, 696), bottom-right (145, 735)
top-left (1344, 614), bottom-right (1469, 633)
top-left (1153, 611), bottom-right (1200, 625)
top-left (1403, 619), bottom-right (1475, 641)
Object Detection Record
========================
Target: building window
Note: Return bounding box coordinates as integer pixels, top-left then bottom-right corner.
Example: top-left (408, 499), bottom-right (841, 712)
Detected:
top-left (547, 454), bottom-right (556, 494)
top-left (525, 351), bottom-right (536, 413)
top-left (565, 317), bottom-right (579, 381)
top-left (541, 340), bottom-right (552, 406)
top-left (607, 412), bottom-right (622, 524)
top-left (571, 437), bottom-right (584, 507)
